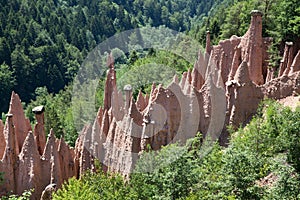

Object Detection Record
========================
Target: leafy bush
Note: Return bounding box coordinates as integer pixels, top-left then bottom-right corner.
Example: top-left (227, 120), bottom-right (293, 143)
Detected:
top-left (53, 172), bottom-right (137, 200)
top-left (131, 142), bottom-right (200, 200)
top-left (1, 190), bottom-right (32, 200)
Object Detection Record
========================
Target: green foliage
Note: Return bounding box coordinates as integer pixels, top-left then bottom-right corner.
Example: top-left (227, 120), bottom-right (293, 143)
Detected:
top-left (0, 0), bottom-right (220, 114)
top-left (53, 172), bottom-right (137, 200)
top-left (26, 86), bottom-right (77, 146)
top-left (0, 63), bottom-right (15, 112)
top-left (117, 49), bottom-right (192, 98)
top-left (1, 190), bottom-right (32, 200)
top-left (131, 143), bottom-right (200, 200)
top-left (264, 155), bottom-right (300, 199)
top-left (53, 177), bottom-right (99, 200)
top-left (191, 0), bottom-right (300, 47)
top-left (195, 100), bottom-right (300, 199)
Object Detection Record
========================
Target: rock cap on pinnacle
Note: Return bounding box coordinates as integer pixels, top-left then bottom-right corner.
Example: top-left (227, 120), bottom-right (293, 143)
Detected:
top-left (251, 10), bottom-right (263, 17)
top-left (32, 105), bottom-right (45, 114)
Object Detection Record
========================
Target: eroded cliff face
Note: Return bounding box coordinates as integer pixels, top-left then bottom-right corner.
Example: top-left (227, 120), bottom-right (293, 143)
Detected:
top-left (0, 10), bottom-right (300, 199)
top-left (0, 93), bottom-right (78, 199)
top-left (78, 10), bottom-right (300, 177)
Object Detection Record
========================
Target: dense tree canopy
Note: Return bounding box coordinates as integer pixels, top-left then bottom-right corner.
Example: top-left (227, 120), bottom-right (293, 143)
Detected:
top-left (0, 0), bottom-right (219, 113)
top-left (190, 0), bottom-right (300, 46)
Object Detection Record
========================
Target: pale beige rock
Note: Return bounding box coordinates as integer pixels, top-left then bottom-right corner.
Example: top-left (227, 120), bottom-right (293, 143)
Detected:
top-left (278, 96), bottom-right (300, 111)
top-left (234, 61), bottom-right (252, 84)
top-left (180, 72), bottom-right (187, 89)
top-left (263, 72), bottom-right (300, 99)
top-left (17, 132), bottom-right (42, 197)
top-left (41, 130), bottom-right (63, 191)
top-left (58, 138), bottom-right (76, 182)
top-left (1, 114), bottom-right (18, 194)
top-left (229, 62), bottom-right (264, 128)
top-left (228, 47), bottom-right (241, 81)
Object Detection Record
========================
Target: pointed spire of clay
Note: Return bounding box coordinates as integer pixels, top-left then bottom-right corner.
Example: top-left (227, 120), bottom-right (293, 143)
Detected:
top-left (42, 129), bottom-right (56, 158)
top-left (266, 67), bottom-right (275, 83)
top-left (129, 97), bottom-right (143, 126)
top-left (3, 113), bottom-right (19, 160)
top-left (101, 110), bottom-right (110, 137)
top-left (103, 53), bottom-right (117, 111)
top-left (234, 61), bottom-right (251, 84)
top-left (228, 47), bottom-right (241, 81)
top-left (97, 107), bottom-right (103, 128)
top-left (145, 94), bottom-right (150, 108)
top-left (136, 90), bottom-right (146, 112)
top-left (192, 60), bottom-right (205, 91)
top-left (16, 131), bottom-right (42, 196)
top-left (283, 42), bottom-right (294, 76)
top-left (150, 82), bottom-right (156, 96)
top-left (124, 84), bottom-right (133, 112)
top-left (206, 31), bottom-right (212, 55)
top-left (217, 69), bottom-right (224, 88)
top-left (1, 113), bottom-right (18, 193)
top-left (151, 84), bottom-right (162, 102)
top-left (33, 105), bottom-right (46, 155)
top-left (19, 131), bottom-right (39, 159)
top-left (76, 124), bottom-right (94, 176)
top-left (8, 92), bottom-right (32, 152)
top-left (187, 68), bottom-right (192, 84)
top-left (242, 10), bottom-right (264, 85)
top-left (111, 90), bottom-right (125, 121)
top-left (183, 69), bottom-right (192, 95)
top-left (91, 114), bottom-right (103, 160)
top-left (172, 74), bottom-right (179, 84)
top-left (180, 72), bottom-right (187, 89)
top-left (291, 50), bottom-right (300, 73)
top-left (42, 129), bottom-right (63, 189)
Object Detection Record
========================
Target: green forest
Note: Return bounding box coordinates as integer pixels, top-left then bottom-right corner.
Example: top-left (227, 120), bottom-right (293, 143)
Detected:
top-left (0, 0), bottom-right (219, 113)
top-left (1, 0), bottom-right (300, 199)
